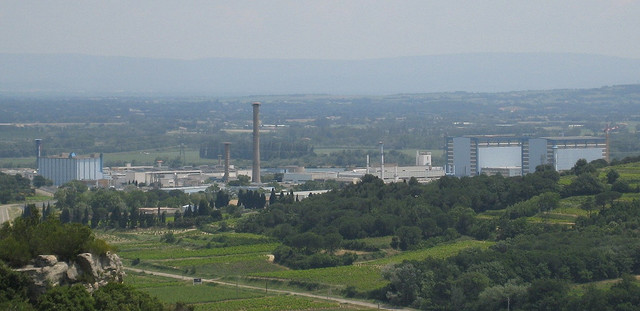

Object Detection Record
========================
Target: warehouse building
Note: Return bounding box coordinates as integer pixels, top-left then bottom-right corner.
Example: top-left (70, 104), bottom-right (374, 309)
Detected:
top-left (527, 136), bottom-right (607, 173)
top-left (37, 152), bottom-right (104, 186)
top-left (445, 136), bottom-right (606, 177)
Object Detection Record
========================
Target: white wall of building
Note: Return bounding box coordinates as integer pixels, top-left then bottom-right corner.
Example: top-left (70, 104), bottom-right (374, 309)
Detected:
top-left (478, 146), bottom-right (522, 172)
top-left (554, 148), bottom-right (605, 171)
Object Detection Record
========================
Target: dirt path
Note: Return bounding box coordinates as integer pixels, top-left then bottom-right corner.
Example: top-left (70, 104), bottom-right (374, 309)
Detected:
top-left (0, 204), bottom-right (19, 224)
top-left (124, 267), bottom-right (410, 310)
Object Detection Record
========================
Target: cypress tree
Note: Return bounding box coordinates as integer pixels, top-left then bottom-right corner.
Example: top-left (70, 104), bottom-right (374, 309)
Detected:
top-left (60, 207), bottom-right (71, 223)
top-left (82, 208), bottom-right (89, 225)
top-left (269, 188), bottom-right (276, 205)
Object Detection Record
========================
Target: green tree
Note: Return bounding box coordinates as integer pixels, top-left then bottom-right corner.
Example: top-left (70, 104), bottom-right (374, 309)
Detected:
top-left (228, 175), bottom-right (250, 186)
top-left (595, 191), bottom-right (622, 210)
top-left (323, 232), bottom-right (343, 254)
top-left (215, 190), bottom-right (230, 208)
top-left (477, 280), bottom-right (528, 311)
top-left (37, 284), bottom-right (95, 311)
top-left (612, 180), bottom-right (631, 193)
top-left (81, 208), bottom-right (89, 226)
top-left (538, 192), bottom-right (560, 213)
top-left (269, 188), bottom-right (277, 205)
top-left (563, 173), bottom-right (605, 197)
top-left (0, 261), bottom-right (34, 306)
top-left (382, 262), bottom-right (422, 306)
top-left (92, 283), bottom-right (164, 311)
top-left (525, 279), bottom-right (569, 311)
top-left (580, 197), bottom-right (596, 217)
top-left (60, 207), bottom-right (71, 224)
top-left (607, 169), bottom-right (620, 184)
top-left (571, 159), bottom-right (596, 176)
top-left (197, 198), bottom-right (210, 216)
top-left (32, 175), bottom-right (52, 188)
top-left (289, 232), bottom-right (324, 254)
top-left (396, 226), bottom-right (422, 251)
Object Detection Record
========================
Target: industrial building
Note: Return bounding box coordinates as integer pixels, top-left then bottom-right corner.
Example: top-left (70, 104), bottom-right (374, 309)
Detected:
top-left (34, 139), bottom-right (105, 186)
top-left (37, 152), bottom-right (104, 186)
top-left (125, 169), bottom-right (204, 188)
top-left (445, 136), bottom-right (606, 177)
top-left (527, 136), bottom-right (607, 172)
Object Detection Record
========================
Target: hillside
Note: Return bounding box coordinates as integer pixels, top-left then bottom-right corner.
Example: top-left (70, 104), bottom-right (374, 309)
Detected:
top-left (5, 159), bottom-right (640, 310)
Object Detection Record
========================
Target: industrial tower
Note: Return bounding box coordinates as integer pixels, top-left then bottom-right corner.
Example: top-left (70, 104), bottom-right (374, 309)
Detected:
top-left (252, 102), bottom-right (261, 183)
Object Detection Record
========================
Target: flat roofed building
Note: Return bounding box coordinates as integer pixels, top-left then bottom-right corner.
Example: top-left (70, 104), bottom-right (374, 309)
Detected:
top-left (37, 153), bottom-right (104, 186)
top-left (446, 136), bottom-right (524, 177)
top-left (446, 136), bottom-right (606, 177)
top-left (527, 136), bottom-right (606, 173)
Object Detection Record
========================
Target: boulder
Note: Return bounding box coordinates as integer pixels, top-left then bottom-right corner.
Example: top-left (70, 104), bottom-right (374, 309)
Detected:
top-left (35, 255), bottom-right (58, 267)
top-left (66, 263), bottom-right (80, 281)
top-left (15, 252), bottom-right (125, 294)
top-left (44, 262), bottom-right (69, 285)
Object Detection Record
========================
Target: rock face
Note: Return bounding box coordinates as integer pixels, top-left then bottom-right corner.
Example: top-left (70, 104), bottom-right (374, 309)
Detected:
top-left (15, 252), bottom-right (125, 294)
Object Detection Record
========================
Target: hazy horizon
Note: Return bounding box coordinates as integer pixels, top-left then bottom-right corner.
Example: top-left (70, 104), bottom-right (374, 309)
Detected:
top-left (2, 1), bottom-right (640, 60)
top-left (2, 52), bottom-right (640, 95)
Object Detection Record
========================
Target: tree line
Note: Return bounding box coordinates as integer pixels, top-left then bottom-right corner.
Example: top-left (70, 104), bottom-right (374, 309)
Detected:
top-left (54, 181), bottom-right (232, 230)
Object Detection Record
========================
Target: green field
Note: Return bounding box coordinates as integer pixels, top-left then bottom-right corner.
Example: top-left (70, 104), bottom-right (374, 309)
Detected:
top-left (125, 271), bottom-right (373, 310)
top-left (250, 265), bottom-right (386, 293)
top-left (367, 239), bottom-right (494, 266)
top-left (0, 157), bottom-right (36, 168)
top-left (194, 295), bottom-right (367, 311)
top-left (108, 229), bottom-right (285, 278)
top-left (119, 243), bottom-right (280, 261)
top-left (102, 148), bottom-right (209, 166)
top-left (250, 239), bottom-right (492, 293)
top-left (143, 283), bottom-right (264, 304)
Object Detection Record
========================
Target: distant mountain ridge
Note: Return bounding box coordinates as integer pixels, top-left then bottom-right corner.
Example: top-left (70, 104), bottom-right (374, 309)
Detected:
top-left (1, 53), bottom-right (640, 95)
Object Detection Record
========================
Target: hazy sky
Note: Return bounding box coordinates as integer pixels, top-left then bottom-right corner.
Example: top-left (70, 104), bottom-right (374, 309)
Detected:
top-left (1, 0), bottom-right (640, 60)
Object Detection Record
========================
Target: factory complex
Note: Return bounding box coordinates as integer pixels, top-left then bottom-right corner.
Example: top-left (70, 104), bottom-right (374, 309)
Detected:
top-left (31, 102), bottom-right (444, 193)
top-left (31, 103), bottom-right (607, 191)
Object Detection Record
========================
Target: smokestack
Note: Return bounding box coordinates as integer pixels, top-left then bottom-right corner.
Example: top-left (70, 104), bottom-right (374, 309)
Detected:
top-left (35, 139), bottom-right (42, 170)
top-left (379, 141), bottom-right (384, 181)
top-left (366, 154), bottom-right (370, 175)
top-left (35, 139), bottom-right (42, 158)
top-left (252, 102), bottom-right (261, 183)
top-left (223, 142), bottom-right (231, 183)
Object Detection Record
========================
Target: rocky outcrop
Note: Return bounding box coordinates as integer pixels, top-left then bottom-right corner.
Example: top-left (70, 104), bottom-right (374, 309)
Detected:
top-left (15, 252), bottom-right (125, 294)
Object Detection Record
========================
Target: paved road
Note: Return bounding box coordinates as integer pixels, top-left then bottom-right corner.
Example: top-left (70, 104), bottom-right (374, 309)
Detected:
top-left (125, 267), bottom-right (410, 310)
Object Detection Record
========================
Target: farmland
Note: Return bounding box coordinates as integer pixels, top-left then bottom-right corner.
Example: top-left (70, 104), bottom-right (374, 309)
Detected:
top-left (106, 229), bottom-right (381, 309)
top-left (101, 226), bottom-right (493, 306)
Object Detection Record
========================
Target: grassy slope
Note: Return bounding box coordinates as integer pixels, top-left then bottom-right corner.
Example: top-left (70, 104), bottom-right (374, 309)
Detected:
top-left (250, 239), bottom-right (493, 292)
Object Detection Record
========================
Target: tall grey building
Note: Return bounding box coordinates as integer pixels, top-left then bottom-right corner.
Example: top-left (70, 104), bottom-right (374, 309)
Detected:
top-left (445, 136), bottom-right (606, 177)
top-left (37, 152), bottom-right (104, 186)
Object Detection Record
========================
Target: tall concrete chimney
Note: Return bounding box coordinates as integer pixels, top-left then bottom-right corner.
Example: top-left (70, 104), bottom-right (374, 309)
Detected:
top-left (379, 141), bottom-right (384, 180)
top-left (252, 102), bottom-right (261, 183)
top-left (35, 139), bottom-right (42, 158)
top-left (35, 139), bottom-right (42, 170)
top-left (223, 142), bottom-right (231, 183)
